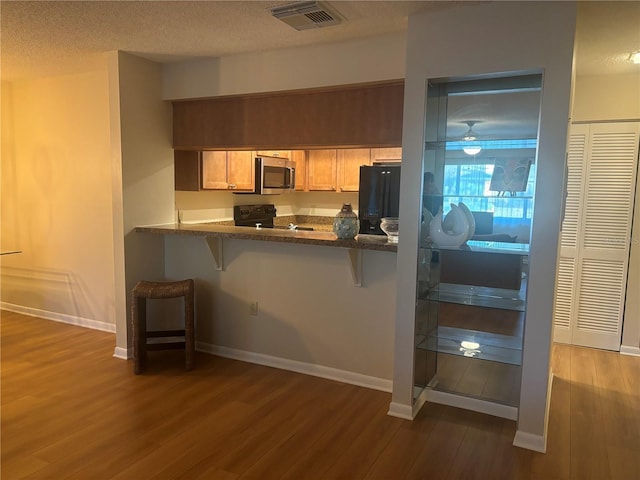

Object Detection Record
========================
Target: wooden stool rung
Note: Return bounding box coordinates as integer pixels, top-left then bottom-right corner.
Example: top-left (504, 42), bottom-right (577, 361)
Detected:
top-left (146, 342), bottom-right (186, 351)
top-left (147, 330), bottom-right (185, 338)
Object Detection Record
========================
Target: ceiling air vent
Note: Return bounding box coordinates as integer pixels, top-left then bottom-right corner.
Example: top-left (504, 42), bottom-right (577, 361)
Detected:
top-left (271, 1), bottom-right (343, 31)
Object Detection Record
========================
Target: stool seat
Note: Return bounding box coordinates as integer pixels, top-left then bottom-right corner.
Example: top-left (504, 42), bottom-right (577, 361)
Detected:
top-left (131, 279), bottom-right (195, 374)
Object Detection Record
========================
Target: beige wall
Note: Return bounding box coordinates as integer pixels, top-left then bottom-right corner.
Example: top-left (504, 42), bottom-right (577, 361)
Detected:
top-left (114, 52), bottom-right (174, 355)
top-left (176, 190), bottom-right (359, 224)
top-left (573, 73), bottom-right (640, 121)
top-left (166, 235), bottom-right (397, 383)
top-left (1, 69), bottom-right (117, 331)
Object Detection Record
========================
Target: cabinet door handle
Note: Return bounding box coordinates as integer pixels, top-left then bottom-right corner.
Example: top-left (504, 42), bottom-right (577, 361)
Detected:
top-left (228, 184), bottom-right (236, 189)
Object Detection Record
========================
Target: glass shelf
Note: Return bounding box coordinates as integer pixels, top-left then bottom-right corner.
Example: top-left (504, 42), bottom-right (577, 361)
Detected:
top-left (416, 325), bottom-right (523, 366)
top-left (423, 282), bottom-right (526, 312)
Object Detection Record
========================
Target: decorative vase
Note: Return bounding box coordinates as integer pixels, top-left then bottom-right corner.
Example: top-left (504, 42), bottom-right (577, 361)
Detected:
top-left (429, 206), bottom-right (470, 247)
top-left (333, 203), bottom-right (359, 239)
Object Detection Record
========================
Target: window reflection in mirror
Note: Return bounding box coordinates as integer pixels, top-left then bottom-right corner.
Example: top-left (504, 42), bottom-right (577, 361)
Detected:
top-left (423, 74), bottom-right (542, 245)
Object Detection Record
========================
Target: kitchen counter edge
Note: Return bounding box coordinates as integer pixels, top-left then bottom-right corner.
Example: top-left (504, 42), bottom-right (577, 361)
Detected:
top-left (135, 223), bottom-right (398, 252)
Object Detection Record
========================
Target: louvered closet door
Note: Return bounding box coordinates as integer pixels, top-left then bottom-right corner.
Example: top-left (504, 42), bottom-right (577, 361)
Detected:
top-left (553, 125), bottom-right (588, 344)
top-left (554, 122), bottom-right (640, 350)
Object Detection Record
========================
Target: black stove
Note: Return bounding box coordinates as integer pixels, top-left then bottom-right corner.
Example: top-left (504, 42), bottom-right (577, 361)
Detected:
top-left (233, 204), bottom-right (277, 228)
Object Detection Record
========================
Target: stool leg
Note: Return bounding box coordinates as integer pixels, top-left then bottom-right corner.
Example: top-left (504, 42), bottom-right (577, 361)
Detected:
top-left (185, 281), bottom-right (195, 371)
top-left (133, 296), bottom-right (147, 374)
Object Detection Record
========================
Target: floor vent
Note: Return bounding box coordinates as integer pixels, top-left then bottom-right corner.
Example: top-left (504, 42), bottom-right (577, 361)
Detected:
top-left (271, 1), bottom-right (343, 30)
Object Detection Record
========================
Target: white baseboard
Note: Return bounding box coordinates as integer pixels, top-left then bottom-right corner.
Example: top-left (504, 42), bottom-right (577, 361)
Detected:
top-left (113, 347), bottom-right (130, 360)
top-left (425, 389), bottom-right (519, 421)
top-left (387, 401), bottom-right (414, 420)
top-left (513, 430), bottom-right (546, 453)
top-left (197, 341), bottom-right (392, 393)
top-left (513, 372), bottom-right (553, 453)
top-left (620, 345), bottom-right (640, 356)
top-left (1, 302), bottom-right (116, 333)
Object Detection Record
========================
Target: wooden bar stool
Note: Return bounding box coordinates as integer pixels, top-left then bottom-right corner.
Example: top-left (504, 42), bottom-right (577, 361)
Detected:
top-left (131, 279), bottom-right (195, 374)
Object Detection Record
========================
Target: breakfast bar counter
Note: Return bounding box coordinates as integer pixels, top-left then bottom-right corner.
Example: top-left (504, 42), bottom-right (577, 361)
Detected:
top-left (135, 223), bottom-right (398, 253)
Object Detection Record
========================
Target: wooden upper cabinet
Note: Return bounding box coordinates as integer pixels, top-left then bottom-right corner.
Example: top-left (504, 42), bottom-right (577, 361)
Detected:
top-left (290, 150), bottom-right (307, 191)
top-left (172, 81), bottom-right (404, 149)
top-left (202, 151), bottom-right (255, 191)
top-left (307, 150), bottom-right (337, 191)
top-left (202, 151), bottom-right (228, 190)
top-left (175, 151), bottom-right (201, 191)
top-left (227, 151), bottom-right (254, 191)
top-left (337, 148), bottom-right (371, 192)
top-left (370, 147), bottom-right (402, 164)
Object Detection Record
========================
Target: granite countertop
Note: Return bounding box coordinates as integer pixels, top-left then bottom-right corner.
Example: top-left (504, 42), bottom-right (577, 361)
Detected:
top-left (135, 222), bottom-right (397, 252)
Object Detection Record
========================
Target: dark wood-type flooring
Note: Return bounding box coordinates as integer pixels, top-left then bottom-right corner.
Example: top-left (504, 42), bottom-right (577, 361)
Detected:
top-left (2, 311), bottom-right (639, 479)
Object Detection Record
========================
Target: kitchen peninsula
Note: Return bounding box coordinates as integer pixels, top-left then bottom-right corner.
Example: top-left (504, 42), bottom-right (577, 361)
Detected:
top-left (136, 221), bottom-right (396, 289)
top-left (135, 217), bottom-right (399, 392)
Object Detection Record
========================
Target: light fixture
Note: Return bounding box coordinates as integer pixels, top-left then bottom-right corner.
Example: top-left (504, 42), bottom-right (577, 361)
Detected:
top-left (459, 340), bottom-right (481, 358)
top-left (462, 121), bottom-right (482, 156)
top-left (629, 50), bottom-right (640, 64)
top-left (463, 146), bottom-right (482, 156)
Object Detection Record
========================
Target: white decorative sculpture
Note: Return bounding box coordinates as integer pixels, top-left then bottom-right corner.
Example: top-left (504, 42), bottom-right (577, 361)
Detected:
top-left (429, 203), bottom-right (470, 247)
top-left (457, 202), bottom-right (476, 240)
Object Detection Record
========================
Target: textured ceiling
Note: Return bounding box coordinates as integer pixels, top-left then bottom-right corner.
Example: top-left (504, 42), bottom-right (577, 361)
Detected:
top-left (1, 1), bottom-right (638, 82)
top-left (0, 0), bottom-right (436, 81)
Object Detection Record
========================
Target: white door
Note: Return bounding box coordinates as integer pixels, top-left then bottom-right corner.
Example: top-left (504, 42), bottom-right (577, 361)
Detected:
top-left (553, 122), bottom-right (640, 350)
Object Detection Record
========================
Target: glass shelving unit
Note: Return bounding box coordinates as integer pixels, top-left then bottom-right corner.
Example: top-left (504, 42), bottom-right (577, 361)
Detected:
top-left (412, 73), bottom-right (541, 411)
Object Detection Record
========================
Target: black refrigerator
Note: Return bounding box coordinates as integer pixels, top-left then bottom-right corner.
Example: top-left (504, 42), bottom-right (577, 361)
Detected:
top-left (358, 165), bottom-right (401, 235)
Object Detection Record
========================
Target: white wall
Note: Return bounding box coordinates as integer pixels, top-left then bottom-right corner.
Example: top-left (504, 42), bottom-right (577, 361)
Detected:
top-left (573, 71), bottom-right (640, 353)
top-left (163, 32), bottom-right (406, 99)
top-left (393, 2), bottom-right (575, 452)
top-left (1, 68), bottom-right (117, 332)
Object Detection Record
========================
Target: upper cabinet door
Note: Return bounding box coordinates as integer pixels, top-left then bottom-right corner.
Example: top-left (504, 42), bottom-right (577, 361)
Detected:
top-left (290, 150), bottom-right (308, 191)
top-left (370, 147), bottom-right (402, 164)
top-left (307, 149), bottom-right (337, 191)
top-left (174, 151), bottom-right (201, 191)
top-left (172, 81), bottom-right (404, 149)
top-left (227, 151), bottom-right (255, 191)
top-left (337, 148), bottom-right (371, 192)
top-left (202, 151), bottom-right (229, 190)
